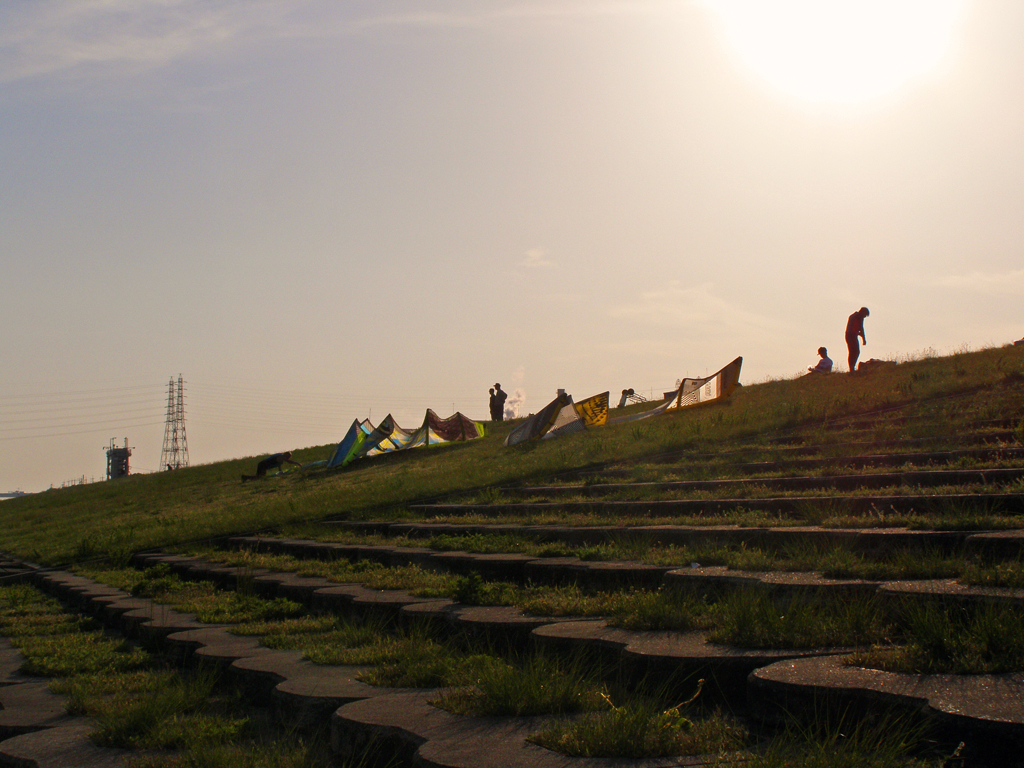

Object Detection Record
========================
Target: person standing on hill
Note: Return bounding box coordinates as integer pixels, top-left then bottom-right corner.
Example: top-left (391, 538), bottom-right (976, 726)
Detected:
top-left (493, 383), bottom-right (508, 421)
top-left (488, 388), bottom-right (498, 420)
top-left (845, 307), bottom-right (870, 372)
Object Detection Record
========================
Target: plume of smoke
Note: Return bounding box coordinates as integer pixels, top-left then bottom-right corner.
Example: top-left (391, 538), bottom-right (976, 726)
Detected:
top-left (504, 388), bottom-right (525, 420)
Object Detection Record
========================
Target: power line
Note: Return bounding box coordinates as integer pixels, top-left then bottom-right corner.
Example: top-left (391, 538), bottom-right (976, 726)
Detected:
top-left (0, 406), bottom-right (163, 427)
top-left (0, 421), bottom-right (165, 442)
top-left (0, 393), bottom-right (164, 410)
top-left (0, 413), bottom-right (165, 434)
top-left (190, 381), bottom-right (482, 407)
top-left (186, 422), bottom-right (340, 439)
top-left (0, 383), bottom-right (164, 403)
top-left (0, 376), bottom-right (547, 447)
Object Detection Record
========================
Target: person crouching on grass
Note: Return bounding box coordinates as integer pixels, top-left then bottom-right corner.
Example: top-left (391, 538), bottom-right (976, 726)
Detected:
top-left (808, 347), bottom-right (833, 374)
top-left (242, 451), bottom-right (301, 481)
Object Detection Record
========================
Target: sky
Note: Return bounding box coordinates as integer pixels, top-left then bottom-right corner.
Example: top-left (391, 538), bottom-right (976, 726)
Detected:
top-left (3, 0), bottom-right (1023, 493)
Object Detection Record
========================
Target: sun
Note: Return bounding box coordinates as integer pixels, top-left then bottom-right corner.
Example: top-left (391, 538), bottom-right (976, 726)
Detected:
top-left (703, 0), bottom-right (965, 104)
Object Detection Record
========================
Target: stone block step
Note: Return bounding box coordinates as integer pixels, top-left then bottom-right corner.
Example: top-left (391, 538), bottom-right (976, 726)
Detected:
top-left (16, 558), bottom-right (1024, 766)
top-left (749, 655), bottom-right (1024, 767)
top-left (408, 491), bottom-right (1024, 518)
top-left (503, 467), bottom-right (1024, 499)
top-left (319, 520), bottom-right (1024, 557)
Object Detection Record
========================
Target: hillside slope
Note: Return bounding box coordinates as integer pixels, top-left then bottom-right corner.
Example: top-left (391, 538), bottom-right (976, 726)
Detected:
top-left (2, 345), bottom-right (1022, 566)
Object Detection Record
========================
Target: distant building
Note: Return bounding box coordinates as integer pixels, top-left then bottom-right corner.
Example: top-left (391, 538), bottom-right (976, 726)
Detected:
top-left (106, 438), bottom-right (132, 480)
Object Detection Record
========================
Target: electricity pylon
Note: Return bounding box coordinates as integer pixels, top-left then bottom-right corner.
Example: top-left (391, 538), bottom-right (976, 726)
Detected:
top-left (159, 374), bottom-right (190, 470)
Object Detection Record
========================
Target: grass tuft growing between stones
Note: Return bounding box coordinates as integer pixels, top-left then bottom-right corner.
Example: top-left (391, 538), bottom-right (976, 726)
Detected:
top-left (528, 682), bottom-right (748, 759)
top-left (184, 549), bottom-right (456, 597)
top-left (0, 583), bottom-right (334, 767)
top-left (91, 668), bottom-right (247, 750)
top-left (605, 586), bottom-right (890, 650)
top-left (432, 652), bottom-right (608, 717)
top-left (129, 736), bottom-right (335, 768)
top-left (741, 708), bottom-right (943, 768)
top-left (78, 563), bottom-right (305, 625)
top-left (0, 583), bottom-right (150, 677)
top-left (853, 599), bottom-right (1024, 675)
top-left (709, 589), bottom-right (890, 649)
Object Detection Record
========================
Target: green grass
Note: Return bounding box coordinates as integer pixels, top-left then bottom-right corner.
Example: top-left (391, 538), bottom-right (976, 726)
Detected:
top-left (0, 583), bottom-right (330, 766)
top-left (270, 622), bottom-right (604, 713)
top-left (963, 557), bottom-right (1024, 588)
top-left (248, 620), bottom-right (457, 684)
top-left (133, 544), bottom-right (1024, 672)
top-left (1, 346), bottom-right (1023, 765)
top-left (139, 548), bottom-right (1024, 662)
top-left (529, 692), bottom-right (748, 758)
top-left (600, 586), bottom-right (891, 649)
top-left (1, 345), bottom-right (1021, 566)
top-left (195, 548), bottom-right (455, 596)
top-left (16, 632), bottom-right (151, 677)
top-left (255, 528), bottom-right (1000, 583)
top-left (853, 599), bottom-right (1024, 675)
top-left (604, 588), bottom-right (712, 631)
top-left (100, 555), bottom-right (903, 652)
top-left (77, 563), bottom-right (305, 625)
top-left (90, 669), bottom-right (247, 750)
top-left (431, 652), bottom-right (608, 717)
top-left (224, 588), bottom-right (744, 749)
top-left (740, 710), bottom-right (944, 768)
top-left (708, 590), bottom-right (889, 649)
top-left (0, 584), bottom-right (150, 677)
top-left (55, 669), bottom-right (180, 715)
top-left (129, 737), bottom-right (335, 768)
top-left (0, 574), bottom-right (929, 765)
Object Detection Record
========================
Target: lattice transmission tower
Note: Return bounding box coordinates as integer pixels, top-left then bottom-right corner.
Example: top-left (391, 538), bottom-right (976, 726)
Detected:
top-left (160, 374), bottom-right (190, 470)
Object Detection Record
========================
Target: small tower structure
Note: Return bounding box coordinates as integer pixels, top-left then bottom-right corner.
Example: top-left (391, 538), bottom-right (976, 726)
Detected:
top-left (106, 438), bottom-right (131, 479)
top-left (159, 374), bottom-right (190, 470)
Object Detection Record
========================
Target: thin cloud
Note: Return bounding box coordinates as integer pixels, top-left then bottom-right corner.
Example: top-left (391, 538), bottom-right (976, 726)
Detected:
top-left (935, 268), bottom-right (1024, 294)
top-left (609, 281), bottom-right (790, 333)
top-left (350, 9), bottom-right (484, 31)
top-left (0, 0), bottom-right (317, 82)
top-left (521, 247), bottom-right (555, 268)
top-left (540, 292), bottom-right (581, 303)
top-left (0, 0), bottom-right (688, 83)
top-left (494, 0), bottom-right (691, 22)
top-left (357, 0), bottom-right (688, 29)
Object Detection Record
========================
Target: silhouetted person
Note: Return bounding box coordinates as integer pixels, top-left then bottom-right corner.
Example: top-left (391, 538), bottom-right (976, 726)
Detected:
top-left (845, 307), bottom-right (870, 372)
top-left (493, 383), bottom-right (508, 421)
top-left (808, 347), bottom-right (833, 374)
top-left (488, 388), bottom-right (498, 420)
top-left (255, 451), bottom-right (300, 477)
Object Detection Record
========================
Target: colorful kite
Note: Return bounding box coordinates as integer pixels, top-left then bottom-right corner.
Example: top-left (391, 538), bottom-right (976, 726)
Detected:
top-left (505, 357), bottom-right (742, 445)
top-left (328, 410), bottom-right (485, 468)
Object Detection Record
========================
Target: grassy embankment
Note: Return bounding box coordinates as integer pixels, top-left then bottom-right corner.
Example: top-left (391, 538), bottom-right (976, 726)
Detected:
top-left (0, 582), bottom-right (332, 767)
top-left (1, 344), bottom-right (1022, 566)
top-left (61, 561), bottom-right (951, 764)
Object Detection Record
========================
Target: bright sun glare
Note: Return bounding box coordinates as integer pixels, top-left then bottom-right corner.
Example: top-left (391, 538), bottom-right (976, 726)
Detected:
top-left (704, 0), bottom-right (964, 104)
